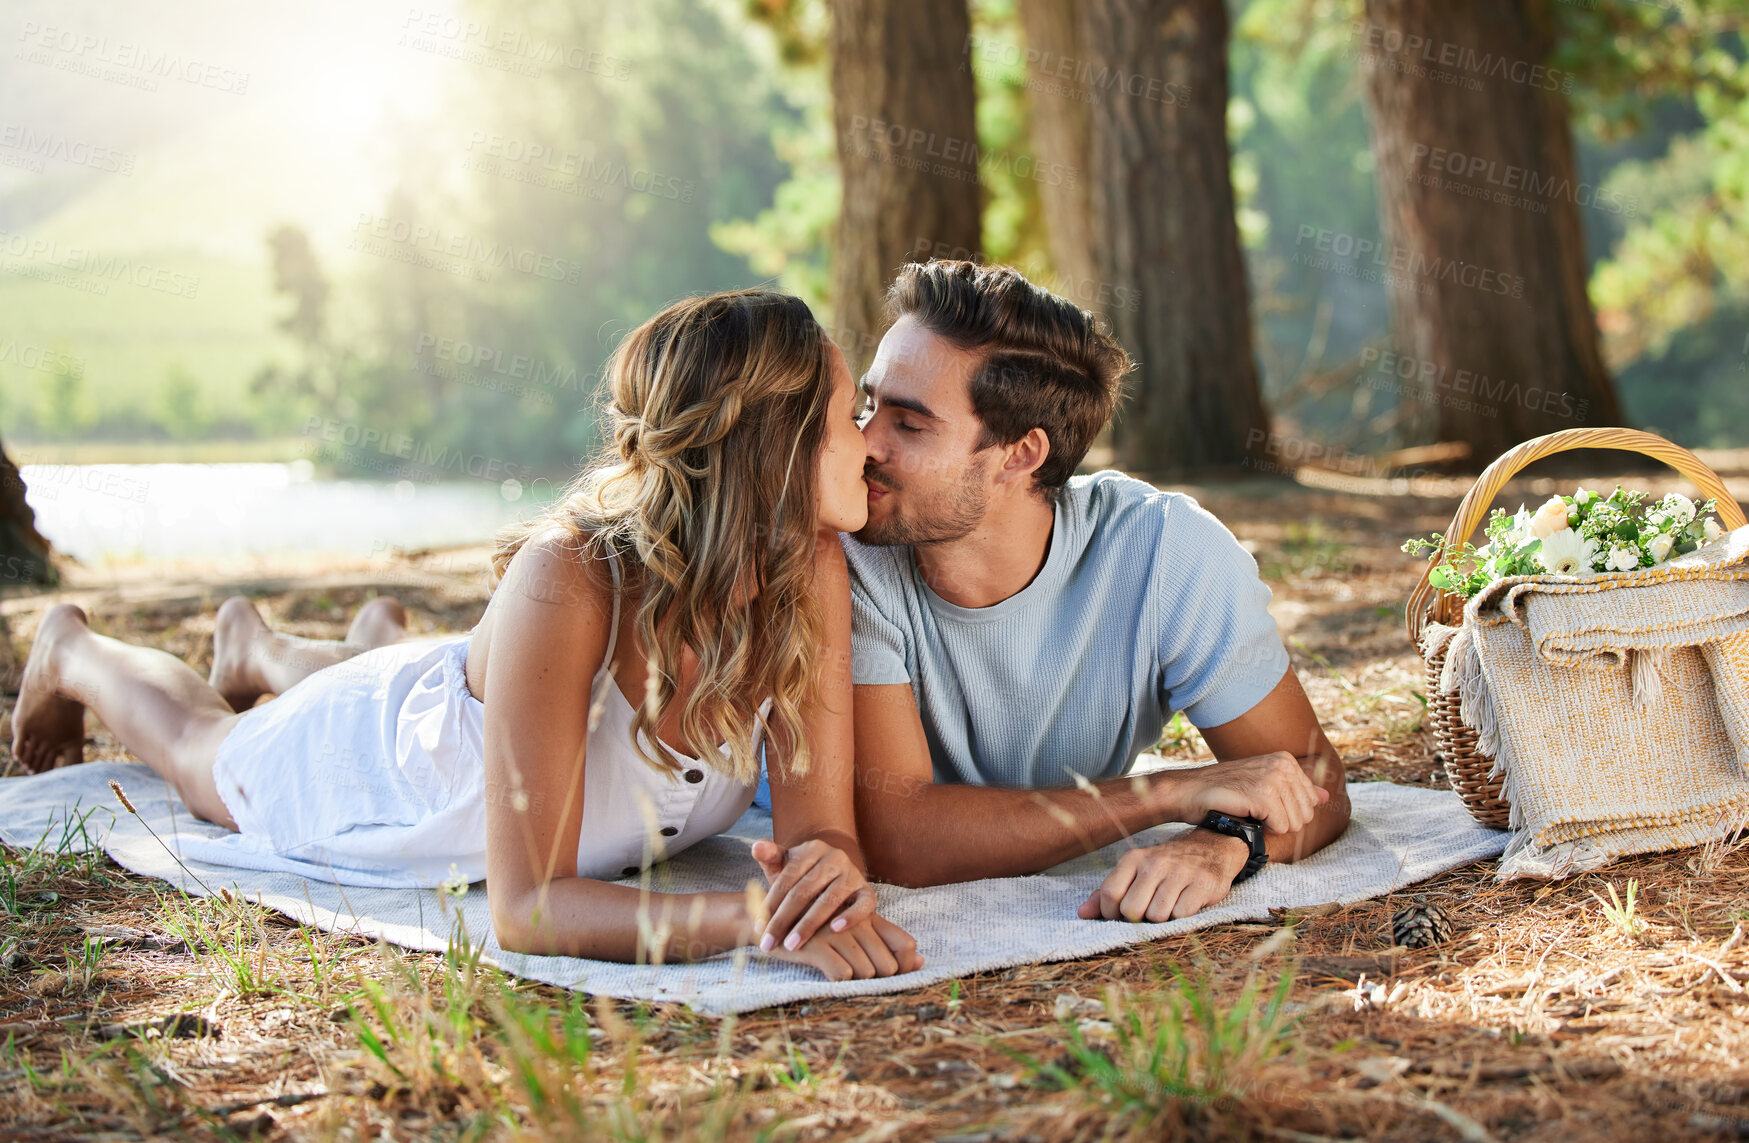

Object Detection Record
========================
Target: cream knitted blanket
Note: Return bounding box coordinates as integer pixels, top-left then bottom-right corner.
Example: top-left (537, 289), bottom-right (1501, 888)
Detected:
top-left (1431, 526), bottom-right (1749, 878)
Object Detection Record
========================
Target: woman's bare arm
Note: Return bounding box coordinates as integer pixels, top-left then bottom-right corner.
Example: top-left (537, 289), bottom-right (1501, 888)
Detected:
top-left (479, 536), bottom-right (757, 961)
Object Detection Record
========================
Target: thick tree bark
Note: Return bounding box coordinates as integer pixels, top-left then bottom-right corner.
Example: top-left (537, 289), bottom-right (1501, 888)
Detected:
top-left (1079, 0), bottom-right (1270, 478)
top-left (829, 0), bottom-right (981, 373)
top-left (1359, 0), bottom-right (1623, 460)
top-left (1014, 0), bottom-right (1099, 304)
top-left (0, 440), bottom-right (54, 587)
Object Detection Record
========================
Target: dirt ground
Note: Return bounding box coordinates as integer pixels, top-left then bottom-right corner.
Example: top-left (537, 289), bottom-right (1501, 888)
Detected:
top-left (3, 458), bottom-right (1749, 1142)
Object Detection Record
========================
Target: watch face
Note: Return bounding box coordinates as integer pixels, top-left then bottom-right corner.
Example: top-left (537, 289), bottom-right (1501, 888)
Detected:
top-left (1199, 811), bottom-right (1268, 884)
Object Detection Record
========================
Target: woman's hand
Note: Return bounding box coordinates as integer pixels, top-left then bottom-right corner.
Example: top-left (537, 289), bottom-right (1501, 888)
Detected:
top-left (763, 913), bottom-right (924, 981)
top-left (751, 837), bottom-right (878, 952)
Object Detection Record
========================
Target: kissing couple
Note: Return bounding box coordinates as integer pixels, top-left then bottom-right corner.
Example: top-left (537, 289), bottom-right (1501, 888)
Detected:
top-left (11, 261), bottom-right (1349, 981)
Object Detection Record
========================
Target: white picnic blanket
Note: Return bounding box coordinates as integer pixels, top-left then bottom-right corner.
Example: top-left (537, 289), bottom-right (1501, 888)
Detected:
top-left (0, 761), bottom-right (1507, 1015)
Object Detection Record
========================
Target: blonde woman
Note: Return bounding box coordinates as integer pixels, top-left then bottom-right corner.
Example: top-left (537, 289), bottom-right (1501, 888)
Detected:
top-left (9, 290), bottom-right (923, 981)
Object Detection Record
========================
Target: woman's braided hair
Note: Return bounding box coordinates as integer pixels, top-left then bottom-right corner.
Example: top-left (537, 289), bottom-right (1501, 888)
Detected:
top-left (493, 289), bottom-right (834, 784)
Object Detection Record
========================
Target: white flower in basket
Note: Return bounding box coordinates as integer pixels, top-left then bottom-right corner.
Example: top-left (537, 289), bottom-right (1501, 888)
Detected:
top-left (1536, 528), bottom-right (1596, 576)
top-left (1662, 493), bottom-right (1697, 526)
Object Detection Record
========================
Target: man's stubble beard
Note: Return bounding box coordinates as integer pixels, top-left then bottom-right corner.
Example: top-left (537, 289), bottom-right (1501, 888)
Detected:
top-left (855, 453), bottom-right (991, 547)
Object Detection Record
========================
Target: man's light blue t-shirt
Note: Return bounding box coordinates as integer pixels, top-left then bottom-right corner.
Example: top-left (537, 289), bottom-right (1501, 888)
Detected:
top-left (838, 470), bottom-right (1291, 789)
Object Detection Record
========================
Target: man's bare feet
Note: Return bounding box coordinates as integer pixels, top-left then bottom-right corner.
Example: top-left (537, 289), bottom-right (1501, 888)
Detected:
top-left (346, 597), bottom-right (408, 650)
top-left (209, 596), bottom-right (270, 713)
top-left (11, 604), bottom-right (91, 773)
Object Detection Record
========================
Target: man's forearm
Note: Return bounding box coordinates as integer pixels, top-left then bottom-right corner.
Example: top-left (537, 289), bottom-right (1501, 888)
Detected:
top-left (857, 768), bottom-right (1194, 887)
top-left (860, 747), bottom-right (1351, 887)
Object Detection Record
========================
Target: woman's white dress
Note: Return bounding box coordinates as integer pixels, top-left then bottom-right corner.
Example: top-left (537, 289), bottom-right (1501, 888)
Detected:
top-left (179, 569), bottom-right (762, 888)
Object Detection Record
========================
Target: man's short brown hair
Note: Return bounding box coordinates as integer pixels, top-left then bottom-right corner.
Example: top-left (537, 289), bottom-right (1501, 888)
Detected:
top-left (885, 260), bottom-right (1133, 492)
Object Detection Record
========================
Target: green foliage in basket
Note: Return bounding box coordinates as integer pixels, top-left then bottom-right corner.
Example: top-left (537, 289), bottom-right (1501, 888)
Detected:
top-left (1403, 485), bottom-right (1726, 600)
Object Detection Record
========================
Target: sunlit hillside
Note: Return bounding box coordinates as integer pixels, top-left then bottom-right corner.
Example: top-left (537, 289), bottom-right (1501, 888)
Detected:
top-left (0, 0), bottom-right (463, 446)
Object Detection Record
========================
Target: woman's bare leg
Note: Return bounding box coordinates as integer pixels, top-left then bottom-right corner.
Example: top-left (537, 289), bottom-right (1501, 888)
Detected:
top-left (208, 596), bottom-right (408, 712)
top-left (11, 604), bottom-right (239, 828)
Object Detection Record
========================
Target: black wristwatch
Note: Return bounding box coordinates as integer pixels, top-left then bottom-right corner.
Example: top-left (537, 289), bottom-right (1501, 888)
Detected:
top-left (1198, 811), bottom-right (1269, 885)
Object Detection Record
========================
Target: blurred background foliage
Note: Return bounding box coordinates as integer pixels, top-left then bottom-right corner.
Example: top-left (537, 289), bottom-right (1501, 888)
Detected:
top-left (0, 0), bottom-right (1742, 477)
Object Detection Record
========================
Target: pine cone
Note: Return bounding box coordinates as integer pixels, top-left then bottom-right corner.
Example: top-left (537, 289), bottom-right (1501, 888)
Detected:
top-left (1391, 895), bottom-right (1453, 949)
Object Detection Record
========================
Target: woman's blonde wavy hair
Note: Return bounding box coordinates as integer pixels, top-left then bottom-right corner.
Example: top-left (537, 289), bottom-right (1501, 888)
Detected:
top-left (492, 289), bottom-right (835, 785)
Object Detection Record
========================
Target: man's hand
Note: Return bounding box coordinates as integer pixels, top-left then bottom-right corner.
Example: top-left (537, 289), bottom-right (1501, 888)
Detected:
top-left (1173, 750), bottom-right (1328, 834)
top-left (762, 913), bottom-right (925, 980)
top-left (750, 837), bottom-right (878, 951)
top-left (1077, 830), bottom-right (1252, 922)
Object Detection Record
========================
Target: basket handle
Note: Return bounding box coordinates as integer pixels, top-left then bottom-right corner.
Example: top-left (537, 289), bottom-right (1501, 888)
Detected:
top-left (1406, 427), bottom-right (1747, 645)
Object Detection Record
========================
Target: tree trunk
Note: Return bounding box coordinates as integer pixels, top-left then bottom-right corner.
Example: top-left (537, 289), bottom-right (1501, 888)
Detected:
top-left (1080, 0), bottom-right (1270, 478)
top-left (0, 439), bottom-right (54, 587)
top-left (1015, 0), bottom-right (1099, 304)
top-left (1359, 0), bottom-right (1623, 461)
top-left (829, 0), bottom-right (982, 374)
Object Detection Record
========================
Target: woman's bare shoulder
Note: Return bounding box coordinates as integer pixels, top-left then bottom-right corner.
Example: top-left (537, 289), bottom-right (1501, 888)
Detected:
top-left (495, 526), bottom-right (618, 615)
top-left (469, 528), bottom-right (617, 696)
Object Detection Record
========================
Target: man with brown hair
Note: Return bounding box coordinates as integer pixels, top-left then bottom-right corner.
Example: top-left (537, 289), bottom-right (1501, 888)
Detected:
top-left (837, 260), bottom-right (1349, 924)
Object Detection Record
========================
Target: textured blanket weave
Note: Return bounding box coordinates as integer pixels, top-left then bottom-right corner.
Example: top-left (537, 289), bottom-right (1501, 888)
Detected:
top-left (1436, 527), bottom-right (1749, 878)
top-left (0, 762), bottom-right (1507, 1015)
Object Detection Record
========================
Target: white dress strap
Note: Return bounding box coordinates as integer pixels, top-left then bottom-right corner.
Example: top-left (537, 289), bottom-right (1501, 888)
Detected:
top-left (587, 548), bottom-right (625, 729)
top-left (601, 547), bottom-right (622, 667)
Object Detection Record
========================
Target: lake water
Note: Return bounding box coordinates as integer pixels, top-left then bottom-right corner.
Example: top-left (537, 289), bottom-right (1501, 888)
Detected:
top-left (19, 462), bottom-right (557, 563)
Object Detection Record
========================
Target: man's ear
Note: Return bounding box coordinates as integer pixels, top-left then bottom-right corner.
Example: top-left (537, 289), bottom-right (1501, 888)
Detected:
top-left (997, 428), bottom-right (1050, 489)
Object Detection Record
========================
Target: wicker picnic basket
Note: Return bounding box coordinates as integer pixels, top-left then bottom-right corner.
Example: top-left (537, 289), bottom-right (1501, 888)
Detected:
top-left (1405, 427), bottom-right (1749, 828)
